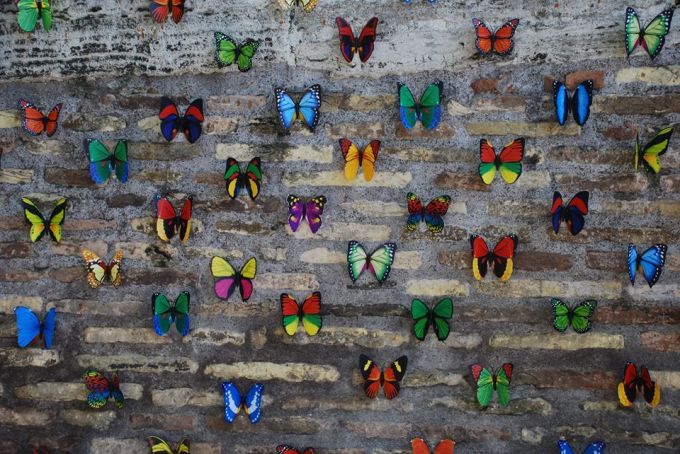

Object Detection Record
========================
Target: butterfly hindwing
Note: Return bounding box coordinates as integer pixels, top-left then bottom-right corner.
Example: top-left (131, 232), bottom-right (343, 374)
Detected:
top-left (558, 439), bottom-right (606, 454)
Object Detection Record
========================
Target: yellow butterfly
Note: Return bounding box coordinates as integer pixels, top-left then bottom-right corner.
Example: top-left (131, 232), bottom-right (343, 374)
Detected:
top-left (339, 139), bottom-right (381, 182)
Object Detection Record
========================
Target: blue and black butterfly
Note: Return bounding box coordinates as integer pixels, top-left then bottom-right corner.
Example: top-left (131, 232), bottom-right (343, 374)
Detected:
top-left (559, 439), bottom-right (606, 454)
top-left (222, 382), bottom-right (264, 424)
top-left (553, 80), bottom-right (593, 126)
top-left (14, 306), bottom-right (56, 349)
top-left (275, 85), bottom-right (321, 132)
top-left (628, 243), bottom-right (667, 288)
top-left (159, 97), bottom-right (204, 144)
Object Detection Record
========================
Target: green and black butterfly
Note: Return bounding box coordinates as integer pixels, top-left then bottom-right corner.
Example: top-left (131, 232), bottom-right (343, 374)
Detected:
top-left (625, 7), bottom-right (674, 60)
top-left (410, 298), bottom-right (453, 341)
top-left (551, 298), bottom-right (597, 334)
top-left (152, 292), bottom-right (190, 337)
top-left (214, 32), bottom-right (260, 72)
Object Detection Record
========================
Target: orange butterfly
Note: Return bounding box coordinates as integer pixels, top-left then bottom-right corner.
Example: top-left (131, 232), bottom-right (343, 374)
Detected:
top-left (411, 438), bottom-right (455, 454)
top-left (472, 18), bottom-right (519, 56)
top-left (18, 99), bottom-right (62, 137)
top-left (339, 138), bottom-right (381, 182)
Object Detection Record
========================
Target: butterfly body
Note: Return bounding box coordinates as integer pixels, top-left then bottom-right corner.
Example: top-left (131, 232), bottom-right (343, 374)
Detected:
top-left (276, 445), bottom-right (315, 454)
top-left (470, 234), bottom-right (518, 281)
top-left (222, 382), bottom-right (264, 423)
top-left (411, 438), bottom-right (455, 454)
top-left (149, 0), bottom-right (184, 23)
top-left (211, 256), bottom-right (257, 302)
top-left (625, 7), bottom-right (674, 60)
top-left (278, 0), bottom-right (317, 12)
top-left (18, 100), bottom-right (61, 136)
top-left (410, 298), bottom-right (453, 341)
top-left (153, 292), bottom-right (190, 336)
top-left (628, 243), bottom-right (667, 288)
top-left (398, 81), bottom-right (443, 130)
top-left (83, 369), bottom-right (124, 409)
top-left (479, 138), bottom-right (524, 184)
top-left (85, 139), bottom-right (128, 184)
top-left (154, 195), bottom-right (193, 242)
top-left (551, 298), bottom-right (597, 333)
top-left (406, 193), bottom-right (451, 233)
top-left (618, 362), bottom-right (660, 407)
top-left (359, 354), bottom-right (408, 399)
top-left (224, 157), bottom-right (262, 200)
top-left (82, 249), bottom-right (123, 288)
top-left (558, 439), bottom-right (606, 454)
top-left (635, 127), bottom-right (673, 173)
top-left (275, 85), bottom-right (321, 132)
top-left (553, 80), bottom-right (593, 126)
top-left (14, 306), bottom-right (55, 349)
top-left (16, 0), bottom-right (52, 32)
top-left (339, 139), bottom-right (380, 181)
top-left (551, 191), bottom-right (589, 235)
top-left (147, 436), bottom-right (190, 454)
top-left (347, 241), bottom-right (397, 283)
top-left (472, 18), bottom-right (519, 56)
top-left (335, 17), bottom-right (379, 63)
top-left (287, 195), bottom-right (327, 233)
top-left (21, 197), bottom-right (67, 243)
top-left (214, 33), bottom-right (260, 72)
top-left (159, 97), bottom-right (204, 144)
top-left (281, 292), bottom-right (322, 336)
top-left (470, 363), bottom-right (513, 407)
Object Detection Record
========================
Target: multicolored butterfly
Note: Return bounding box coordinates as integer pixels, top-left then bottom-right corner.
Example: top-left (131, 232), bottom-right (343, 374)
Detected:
top-left (479, 138), bottom-right (524, 184)
top-left (335, 17), bottom-right (379, 63)
top-left (551, 298), bottom-right (597, 334)
top-left (635, 127), bottom-right (673, 173)
top-left (551, 191), bottom-right (589, 235)
top-left (16, 0), bottom-right (52, 32)
top-left (152, 292), bottom-right (190, 337)
top-left (14, 306), bottom-right (55, 349)
top-left (154, 195), bottom-right (193, 242)
top-left (625, 7), bottom-right (674, 60)
top-left (214, 33), bottom-right (260, 72)
top-left (471, 18), bottom-right (519, 56)
top-left (210, 256), bottom-right (257, 302)
top-left (411, 438), bottom-right (455, 454)
top-left (470, 234), bottom-right (518, 281)
top-left (553, 80), bottom-right (593, 126)
top-left (287, 195), bottom-right (327, 233)
top-left (359, 354), bottom-right (408, 399)
top-left (281, 292), bottom-right (322, 336)
top-left (18, 99), bottom-right (61, 136)
top-left (149, 0), bottom-right (184, 23)
top-left (410, 298), bottom-right (453, 342)
top-left (470, 363), bottom-right (513, 407)
top-left (406, 193), bottom-right (451, 233)
top-left (339, 139), bottom-right (380, 182)
top-left (159, 97), bottom-right (204, 144)
top-left (85, 139), bottom-right (128, 184)
top-left (147, 436), bottom-right (190, 454)
top-left (21, 197), bottom-right (67, 243)
top-left (224, 157), bottom-right (262, 200)
top-left (347, 241), bottom-right (397, 283)
top-left (275, 85), bottom-right (321, 132)
top-left (222, 382), bottom-right (264, 423)
top-left (558, 439), bottom-right (606, 454)
top-left (83, 369), bottom-right (124, 409)
top-left (276, 445), bottom-right (315, 454)
top-left (278, 0), bottom-right (317, 12)
top-left (628, 243), bottom-right (667, 288)
top-left (82, 249), bottom-right (123, 288)
top-left (398, 81), bottom-right (443, 130)
top-left (618, 362), bottom-right (660, 408)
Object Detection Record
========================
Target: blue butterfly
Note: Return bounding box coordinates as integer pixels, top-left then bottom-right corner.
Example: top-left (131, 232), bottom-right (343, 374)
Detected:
top-left (559, 439), bottom-right (606, 454)
top-left (628, 243), bottom-right (667, 288)
top-left (553, 80), bottom-right (593, 126)
top-left (14, 306), bottom-right (56, 349)
top-left (222, 382), bottom-right (264, 423)
top-left (275, 85), bottom-right (321, 132)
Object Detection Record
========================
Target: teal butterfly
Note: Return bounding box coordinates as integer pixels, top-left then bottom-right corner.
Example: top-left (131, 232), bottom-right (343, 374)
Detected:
top-left (625, 7), bottom-right (674, 60)
top-left (551, 298), bottom-right (597, 333)
top-left (410, 298), bottom-right (453, 341)
top-left (86, 139), bottom-right (128, 184)
top-left (152, 292), bottom-right (190, 337)
top-left (214, 32), bottom-right (260, 72)
top-left (398, 81), bottom-right (443, 130)
top-left (347, 241), bottom-right (396, 283)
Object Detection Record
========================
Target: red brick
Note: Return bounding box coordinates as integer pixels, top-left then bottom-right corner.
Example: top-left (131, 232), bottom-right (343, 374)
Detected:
top-left (602, 124), bottom-right (637, 140)
top-left (521, 370), bottom-right (615, 390)
top-left (0, 242), bottom-right (31, 259)
top-left (471, 78), bottom-right (500, 93)
top-left (44, 169), bottom-right (96, 188)
top-left (596, 306), bottom-right (680, 325)
top-left (586, 251), bottom-right (626, 271)
top-left (434, 173), bottom-right (489, 191)
top-left (439, 251), bottom-right (573, 271)
top-left (640, 332), bottom-right (680, 351)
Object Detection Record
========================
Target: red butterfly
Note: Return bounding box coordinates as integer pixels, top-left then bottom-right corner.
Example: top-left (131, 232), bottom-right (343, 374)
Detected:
top-left (359, 354), bottom-right (408, 399)
top-left (154, 195), bottom-right (193, 242)
top-left (470, 234), bottom-right (518, 281)
top-left (411, 438), bottom-right (455, 454)
top-left (550, 191), bottom-right (589, 236)
top-left (18, 100), bottom-right (62, 137)
top-left (335, 17), bottom-right (379, 63)
top-left (617, 362), bottom-right (661, 408)
top-left (479, 138), bottom-right (525, 184)
top-left (471, 18), bottom-right (519, 56)
top-left (149, 0), bottom-right (184, 23)
top-left (277, 445), bottom-right (315, 454)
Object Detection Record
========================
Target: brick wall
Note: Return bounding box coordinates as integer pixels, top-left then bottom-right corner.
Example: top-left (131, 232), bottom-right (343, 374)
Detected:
top-left (0, 0), bottom-right (679, 452)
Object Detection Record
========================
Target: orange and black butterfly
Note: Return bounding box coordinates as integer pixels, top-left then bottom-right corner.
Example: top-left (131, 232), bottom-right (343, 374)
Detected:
top-left (471, 18), bottom-right (519, 56)
top-left (470, 234), bottom-right (518, 281)
top-left (618, 362), bottom-right (661, 408)
top-left (359, 354), bottom-right (407, 399)
top-left (18, 99), bottom-right (62, 136)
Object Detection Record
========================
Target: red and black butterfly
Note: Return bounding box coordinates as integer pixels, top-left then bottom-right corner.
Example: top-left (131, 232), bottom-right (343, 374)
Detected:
top-left (470, 234), bottom-right (518, 281)
top-left (335, 17), bottom-right (379, 63)
top-left (18, 99), bottom-right (62, 136)
top-left (550, 191), bottom-right (589, 235)
top-left (471, 18), bottom-right (520, 56)
top-left (159, 97), bottom-right (204, 144)
top-left (149, 0), bottom-right (184, 23)
top-left (359, 354), bottom-right (407, 399)
top-left (617, 362), bottom-right (661, 408)
top-left (154, 195), bottom-right (193, 243)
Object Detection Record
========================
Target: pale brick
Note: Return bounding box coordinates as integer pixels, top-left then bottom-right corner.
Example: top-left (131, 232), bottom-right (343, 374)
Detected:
top-left (204, 116), bottom-right (238, 134)
top-left (405, 279), bottom-right (470, 297)
top-left (256, 273), bottom-right (319, 291)
top-left (84, 327), bottom-right (171, 344)
top-left (283, 171), bottom-right (412, 188)
top-left (77, 354), bottom-right (198, 373)
top-left (15, 382), bottom-right (143, 401)
top-left (0, 407), bottom-right (53, 426)
top-left (62, 410), bottom-right (117, 430)
top-left (0, 169), bottom-right (33, 184)
top-left (0, 349), bottom-right (61, 367)
top-left (615, 65), bottom-right (680, 86)
top-left (465, 121), bottom-right (581, 137)
top-left (0, 295), bottom-right (42, 314)
top-left (183, 328), bottom-right (246, 346)
top-left (216, 143), bottom-right (333, 163)
top-left (151, 388), bottom-right (221, 407)
top-left (204, 361), bottom-right (340, 382)
top-left (475, 280), bottom-right (622, 299)
top-left (0, 110), bottom-right (20, 128)
top-left (279, 326), bottom-right (410, 348)
top-left (489, 333), bottom-right (624, 350)
top-left (288, 222), bottom-right (391, 242)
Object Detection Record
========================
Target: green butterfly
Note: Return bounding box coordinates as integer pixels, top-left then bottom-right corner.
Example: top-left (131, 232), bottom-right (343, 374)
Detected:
top-left (86, 139), bottom-right (128, 184)
top-left (398, 81), bottom-right (443, 130)
top-left (17, 0), bottom-right (52, 32)
top-left (214, 32), bottom-right (260, 72)
top-left (470, 363), bottom-right (513, 407)
top-left (625, 7), bottom-right (674, 60)
top-left (346, 241), bottom-right (396, 283)
top-left (551, 298), bottom-right (597, 334)
top-left (152, 292), bottom-right (190, 337)
top-left (410, 298), bottom-right (453, 341)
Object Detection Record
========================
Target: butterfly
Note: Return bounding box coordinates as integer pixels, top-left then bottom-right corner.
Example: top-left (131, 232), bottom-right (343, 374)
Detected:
top-left (159, 97), bottom-right (204, 144)
top-left (154, 195), bottom-right (193, 242)
top-left (287, 195), bottom-right (327, 233)
top-left (625, 7), bottom-right (674, 60)
top-left (222, 382), bottom-right (264, 423)
top-left (276, 445), bottom-right (315, 454)
top-left (470, 363), bottom-right (513, 407)
top-left (471, 18), bottom-right (519, 56)
top-left (406, 193), bottom-right (451, 233)
top-left (359, 354), bottom-right (408, 399)
top-left (551, 298), bottom-right (597, 334)
top-left (82, 249), bottom-right (123, 288)
top-left (149, 0), bottom-right (184, 23)
top-left (635, 127), bottom-right (673, 173)
top-left (411, 438), bottom-right (455, 454)
top-left (335, 17), bottom-right (379, 63)
top-left (214, 33), bottom-right (260, 72)
top-left (628, 243), bottom-right (667, 288)
top-left (21, 197), bottom-right (67, 243)
top-left (339, 139), bottom-right (381, 182)
top-left (147, 436), bottom-right (190, 454)
top-left (16, 0), bottom-right (52, 32)
top-left (410, 298), bottom-right (453, 342)
top-left (18, 99), bottom-right (62, 136)
top-left (224, 157), bottom-right (263, 200)
top-left (553, 80), bottom-right (593, 126)
top-left (398, 81), bottom-right (443, 130)
top-left (14, 306), bottom-right (55, 349)
top-left (551, 191), bottom-right (589, 236)
top-left (478, 138), bottom-right (524, 184)
top-left (83, 369), bottom-right (124, 409)
top-left (470, 234), bottom-right (518, 281)
top-left (85, 139), bottom-right (128, 184)
top-left (275, 85), bottom-right (321, 132)
top-left (558, 439), bottom-right (606, 454)
top-left (152, 292), bottom-right (190, 337)
top-left (278, 0), bottom-right (317, 13)
top-left (618, 362), bottom-right (660, 407)
top-left (280, 292), bottom-right (322, 336)
top-left (210, 256), bottom-right (257, 302)
top-left (347, 241), bottom-right (397, 283)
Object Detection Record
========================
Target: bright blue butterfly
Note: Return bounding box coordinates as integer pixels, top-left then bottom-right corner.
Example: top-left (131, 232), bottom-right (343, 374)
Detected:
top-left (628, 243), bottom-right (667, 288)
top-left (222, 382), bottom-right (264, 424)
top-left (553, 80), bottom-right (593, 126)
top-left (14, 306), bottom-right (56, 349)
top-left (559, 439), bottom-right (606, 454)
top-left (275, 85), bottom-right (321, 132)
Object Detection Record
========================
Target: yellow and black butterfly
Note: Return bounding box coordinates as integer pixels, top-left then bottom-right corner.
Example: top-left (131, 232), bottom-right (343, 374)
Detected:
top-left (635, 127), bottom-right (673, 174)
top-left (21, 197), bottom-right (67, 243)
top-left (147, 436), bottom-right (190, 454)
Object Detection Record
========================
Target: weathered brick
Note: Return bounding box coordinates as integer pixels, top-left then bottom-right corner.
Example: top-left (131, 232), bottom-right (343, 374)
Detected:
top-left (151, 388), bottom-right (221, 407)
top-left (430, 396), bottom-right (551, 416)
top-left (106, 193), bottom-right (148, 208)
top-left (0, 169), bottom-right (34, 184)
top-left (84, 328), bottom-right (171, 344)
top-left (322, 93), bottom-right (394, 112)
top-left (395, 122), bottom-right (455, 139)
top-left (129, 413), bottom-right (197, 430)
top-left (405, 279), bottom-right (469, 297)
top-left (283, 170), bottom-right (412, 188)
top-left (205, 415), bottom-right (320, 434)
top-left (0, 242), bottom-right (31, 258)
top-left (208, 95), bottom-right (267, 111)
top-left (641, 332), bottom-right (680, 352)
top-left (299, 248), bottom-right (421, 269)
top-left (287, 223), bottom-right (391, 242)
top-left (0, 406), bottom-right (53, 426)
top-left (204, 116), bottom-right (239, 134)
top-left (214, 220), bottom-right (276, 236)
top-left (50, 239), bottom-right (108, 257)
top-left (465, 121), bottom-right (581, 137)
top-left (615, 65), bottom-right (680, 86)
top-left (602, 124), bottom-right (638, 140)
top-left (489, 333), bottom-right (624, 350)
top-left (0, 295), bottom-right (42, 314)
top-left (471, 78), bottom-right (499, 93)
top-left (279, 326), bottom-right (410, 348)
top-left (183, 328), bottom-right (246, 346)
top-left (594, 94), bottom-right (680, 115)
top-left (129, 142), bottom-right (200, 160)
top-left (343, 421), bottom-right (410, 439)
top-left (216, 143), bottom-right (333, 163)
top-left (62, 410), bottom-right (117, 430)
top-left (661, 175), bottom-right (680, 192)
top-left (204, 362), bottom-right (340, 382)
top-left (281, 395), bottom-right (414, 412)
top-left (0, 349), bottom-right (60, 367)
top-left (89, 438), bottom-right (146, 452)
top-left (62, 114), bottom-right (126, 132)
top-left (0, 110), bottom-right (20, 128)
top-left (325, 123), bottom-right (385, 139)
top-left (554, 173), bottom-right (648, 193)
top-left (434, 173), bottom-right (489, 191)
top-left (76, 354), bottom-right (198, 373)
top-left (15, 382), bottom-right (143, 401)
top-left (475, 280), bottom-right (622, 299)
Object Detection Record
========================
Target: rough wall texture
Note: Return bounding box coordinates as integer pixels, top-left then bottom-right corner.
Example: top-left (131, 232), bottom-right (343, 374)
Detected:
top-left (1, 0), bottom-right (680, 453)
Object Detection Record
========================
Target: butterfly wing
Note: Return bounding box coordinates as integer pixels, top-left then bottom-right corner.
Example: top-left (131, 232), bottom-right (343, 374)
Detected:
top-left (360, 140), bottom-right (380, 181)
top-left (281, 294), bottom-right (301, 336)
top-left (236, 39), bottom-right (260, 72)
top-left (470, 235), bottom-right (490, 280)
top-left (304, 196), bottom-right (327, 234)
top-left (495, 363), bottom-right (513, 406)
top-left (17, 0), bottom-right (39, 32)
top-left (557, 440), bottom-right (576, 454)
top-left (182, 99), bottom-right (204, 144)
top-left (423, 195), bottom-right (451, 233)
top-left (358, 354), bottom-right (382, 399)
top-left (625, 7), bottom-right (643, 56)
top-left (571, 300), bottom-right (597, 334)
top-left (357, 17), bottom-right (379, 62)
top-left (242, 157), bottom-right (262, 199)
top-left (155, 196), bottom-right (178, 241)
top-left (470, 364), bottom-right (494, 407)
top-left (276, 446), bottom-right (301, 454)
top-left (170, 0), bottom-right (184, 23)
top-left (564, 191), bottom-right (589, 235)
top-left (471, 18), bottom-right (493, 55)
top-left (639, 366), bottom-right (661, 407)
top-left (152, 293), bottom-right (173, 336)
top-left (627, 244), bottom-right (639, 285)
top-left (339, 138), bottom-right (360, 181)
top-left (552, 81), bottom-right (570, 126)
top-left (149, 0), bottom-right (169, 22)
top-left (83, 370), bottom-right (112, 408)
top-left (243, 383), bottom-right (264, 423)
top-left (21, 198), bottom-right (47, 243)
top-left (222, 382), bottom-right (242, 423)
top-left (410, 299), bottom-right (431, 341)
top-left (639, 244), bottom-right (667, 288)
top-left (335, 17), bottom-right (357, 63)
top-left (297, 85), bottom-right (322, 132)
top-left (287, 195), bottom-right (305, 232)
top-left (112, 140), bottom-right (129, 183)
top-left (41, 307), bottom-right (56, 349)
top-left (640, 127), bottom-right (673, 173)
top-left (497, 138), bottom-right (524, 184)
top-left (14, 306), bottom-right (41, 348)
top-left (617, 362), bottom-right (638, 406)
top-left (418, 81), bottom-right (443, 130)
top-left (571, 81), bottom-right (593, 126)
top-left (171, 292), bottom-right (190, 336)
top-left (347, 241), bottom-right (368, 282)
top-left (478, 139), bottom-right (498, 184)
top-left (159, 97), bottom-right (181, 141)
top-left (431, 298), bottom-right (453, 342)
top-left (238, 257), bottom-right (257, 301)
top-left (18, 99), bottom-right (46, 135)
top-left (43, 102), bottom-right (61, 136)
top-left (640, 9), bottom-right (674, 60)
top-left (85, 139), bottom-right (113, 184)
top-left (582, 442), bottom-right (606, 454)
top-left (551, 298), bottom-right (571, 333)
top-left (398, 83), bottom-right (418, 129)
top-left (45, 197), bottom-right (67, 243)
top-left (367, 243), bottom-right (397, 282)
top-left (275, 88), bottom-right (298, 130)
top-left (411, 438), bottom-right (432, 454)
top-left (406, 192), bottom-right (425, 231)
top-left (82, 249), bottom-right (106, 288)
top-left (177, 197), bottom-right (192, 242)
top-left (382, 356), bottom-right (408, 399)
top-left (109, 250), bottom-right (123, 288)
top-left (492, 18), bottom-right (519, 55)
top-left (110, 373), bottom-right (124, 408)
top-left (147, 436), bottom-right (176, 454)
top-left (433, 440), bottom-right (455, 454)
top-left (491, 235), bottom-right (518, 281)
top-left (214, 32), bottom-right (237, 66)
top-left (211, 256), bottom-right (239, 301)
top-left (224, 158), bottom-right (243, 199)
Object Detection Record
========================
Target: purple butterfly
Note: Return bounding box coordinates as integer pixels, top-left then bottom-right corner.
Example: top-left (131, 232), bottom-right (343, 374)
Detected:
top-left (287, 195), bottom-right (327, 234)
